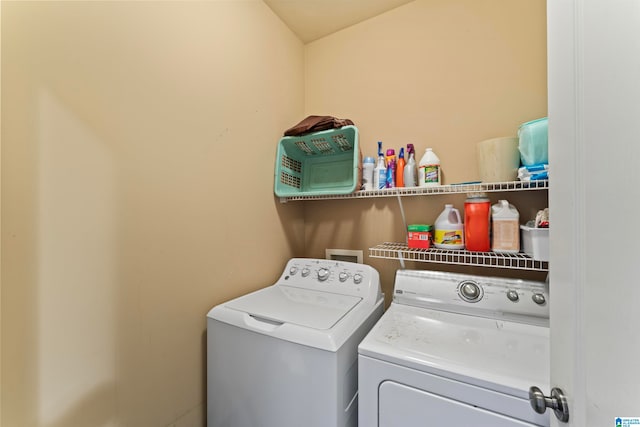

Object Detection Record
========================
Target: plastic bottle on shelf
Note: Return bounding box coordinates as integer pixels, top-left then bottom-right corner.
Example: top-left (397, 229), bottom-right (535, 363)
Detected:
top-left (464, 193), bottom-right (491, 252)
top-left (362, 156), bottom-right (375, 191)
top-left (403, 144), bottom-right (417, 187)
top-left (491, 200), bottom-right (520, 253)
top-left (434, 204), bottom-right (464, 249)
top-left (396, 147), bottom-right (405, 187)
top-left (385, 149), bottom-right (396, 188)
top-left (418, 148), bottom-right (441, 187)
top-left (374, 141), bottom-right (386, 190)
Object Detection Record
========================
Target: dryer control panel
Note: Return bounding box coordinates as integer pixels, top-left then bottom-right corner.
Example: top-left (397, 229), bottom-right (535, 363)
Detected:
top-left (277, 258), bottom-right (382, 306)
top-left (393, 269), bottom-right (549, 325)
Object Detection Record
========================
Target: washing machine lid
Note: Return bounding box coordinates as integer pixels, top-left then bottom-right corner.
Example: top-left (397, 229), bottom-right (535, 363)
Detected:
top-left (358, 303), bottom-right (549, 398)
top-left (225, 284), bottom-right (362, 330)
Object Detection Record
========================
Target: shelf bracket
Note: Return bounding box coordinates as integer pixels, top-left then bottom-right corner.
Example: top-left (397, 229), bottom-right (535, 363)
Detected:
top-left (397, 250), bottom-right (406, 269)
top-left (396, 193), bottom-right (408, 269)
top-left (396, 193), bottom-right (408, 245)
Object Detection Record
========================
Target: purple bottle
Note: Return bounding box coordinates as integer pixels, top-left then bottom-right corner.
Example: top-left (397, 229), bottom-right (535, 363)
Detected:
top-left (385, 149), bottom-right (396, 188)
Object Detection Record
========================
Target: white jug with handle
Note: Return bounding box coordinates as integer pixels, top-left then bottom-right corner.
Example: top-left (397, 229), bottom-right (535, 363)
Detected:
top-left (491, 200), bottom-right (520, 253)
top-left (434, 204), bottom-right (464, 250)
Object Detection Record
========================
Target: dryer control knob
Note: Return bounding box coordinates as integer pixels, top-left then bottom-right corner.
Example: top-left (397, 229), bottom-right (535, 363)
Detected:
top-left (507, 290), bottom-right (519, 302)
top-left (532, 293), bottom-right (546, 305)
top-left (353, 274), bottom-right (363, 284)
top-left (289, 267), bottom-right (298, 275)
top-left (301, 268), bottom-right (310, 277)
top-left (339, 272), bottom-right (349, 282)
top-left (317, 268), bottom-right (330, 281)
top-left (458, 281), bottom-right (482, 302)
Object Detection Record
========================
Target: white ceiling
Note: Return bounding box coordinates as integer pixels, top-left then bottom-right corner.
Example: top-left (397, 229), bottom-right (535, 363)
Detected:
top-left (263, 0), bottom-right (416, 43)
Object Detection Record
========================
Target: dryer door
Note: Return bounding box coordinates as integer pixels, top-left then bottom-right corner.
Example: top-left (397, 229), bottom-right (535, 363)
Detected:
top-left (379, 381), bottom-right (542, 427)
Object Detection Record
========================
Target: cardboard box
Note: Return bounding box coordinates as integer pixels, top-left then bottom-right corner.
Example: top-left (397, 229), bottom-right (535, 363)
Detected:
top-left (407, 224), bottom-right (432, 249)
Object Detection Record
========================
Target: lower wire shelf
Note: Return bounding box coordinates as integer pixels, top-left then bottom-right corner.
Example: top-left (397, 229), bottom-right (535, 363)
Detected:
top-left (369, 242), bottom-right (549, 272)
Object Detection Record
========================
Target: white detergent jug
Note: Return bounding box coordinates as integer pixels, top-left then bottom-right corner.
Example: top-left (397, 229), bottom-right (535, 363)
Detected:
top-left (434, 204), bottom-right (464, 250)
top-left (418, 148), bottom-right (441, 187)
top-left (491, 200), bottom-right (520, 253)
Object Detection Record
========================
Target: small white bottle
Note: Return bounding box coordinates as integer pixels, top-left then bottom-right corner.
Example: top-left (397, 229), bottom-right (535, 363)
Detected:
top-left (362, 157), bottom-right (375, 191)
top-left (418, 148), bottom-right (441, 187)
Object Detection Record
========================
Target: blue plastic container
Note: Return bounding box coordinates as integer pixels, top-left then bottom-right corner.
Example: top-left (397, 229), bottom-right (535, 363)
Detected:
top-left (274, 126), bottom-right (360, 197)
top-left (518, 117), bottom-right (548, 166)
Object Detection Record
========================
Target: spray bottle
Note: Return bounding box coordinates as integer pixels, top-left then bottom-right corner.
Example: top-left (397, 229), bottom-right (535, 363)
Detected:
top-left (385, 149), bottom-right (396, 188)
top-left (373, 141), bottom-right (387, 190)
top-left (396, 147), bottom-right (405, 187)
top-left (403, 144), bottom-right (417, 187)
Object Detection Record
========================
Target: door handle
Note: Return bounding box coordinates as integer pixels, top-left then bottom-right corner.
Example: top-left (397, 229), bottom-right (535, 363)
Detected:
top-left (528, 386), bottom-right (570, 423)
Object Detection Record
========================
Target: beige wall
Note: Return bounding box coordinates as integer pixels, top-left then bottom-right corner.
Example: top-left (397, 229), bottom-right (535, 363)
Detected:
top-left (2, 0), bottom-right (549, 425)
top-left (1, 2), bottom-right (304, 427)
top-left (304, 0), bottom-right (549, 300)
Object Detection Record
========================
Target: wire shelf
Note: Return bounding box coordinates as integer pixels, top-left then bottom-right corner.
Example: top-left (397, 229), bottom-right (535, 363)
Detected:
top-left (369, 242), bottom-right (549, 272)
top-left (279, 180), bottom-right (548, 202)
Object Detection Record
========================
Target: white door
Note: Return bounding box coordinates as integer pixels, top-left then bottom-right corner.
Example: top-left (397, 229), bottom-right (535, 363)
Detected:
top-left (548, 1), bottom-right (640, 426)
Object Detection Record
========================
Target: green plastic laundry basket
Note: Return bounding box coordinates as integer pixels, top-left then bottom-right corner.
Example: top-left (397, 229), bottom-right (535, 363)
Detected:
top-left (274, 125), bottom-right (360, 197)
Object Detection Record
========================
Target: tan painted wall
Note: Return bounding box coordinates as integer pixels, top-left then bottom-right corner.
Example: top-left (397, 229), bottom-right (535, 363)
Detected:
top-left (1, 2), bottom-right (304, 426)
top-left (1, 0), bottom-right (548, 425)
top-left (304, 0), bottom-right (549, 300)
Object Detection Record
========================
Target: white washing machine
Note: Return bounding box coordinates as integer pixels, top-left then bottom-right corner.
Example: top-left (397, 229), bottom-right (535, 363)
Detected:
top-left (359, 269), bottom-right (550, 427)
top-left (207, 258), bottom-right (384, 427)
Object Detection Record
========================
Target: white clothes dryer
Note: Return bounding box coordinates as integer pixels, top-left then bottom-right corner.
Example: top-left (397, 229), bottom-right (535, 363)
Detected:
top-left (359, 269), bottom-right (550, 427)
top-left (207, 258), bottom-right (384, 427)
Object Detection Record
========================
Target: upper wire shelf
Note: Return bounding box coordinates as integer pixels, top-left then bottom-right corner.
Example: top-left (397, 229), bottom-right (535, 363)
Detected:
top-left (279, 180), bottom-right (548, 202)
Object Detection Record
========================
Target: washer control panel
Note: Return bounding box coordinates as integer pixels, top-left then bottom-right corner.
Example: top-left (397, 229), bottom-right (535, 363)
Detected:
top-left (278, 258), bottom-right (382, 305)
top-left (394, 270), bottom-right (549, 323)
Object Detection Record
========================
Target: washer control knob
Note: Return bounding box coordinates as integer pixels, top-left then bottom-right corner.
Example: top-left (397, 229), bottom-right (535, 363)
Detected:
top-left (317, 268), bottom-right (330, 282)
top-left (532, 293), bottom-right (546, 305)
top-left (301, 268), bottom-right (310, 277)
top-left (459, 281), bottom-right (482, 302)
top-left (353, 273), bottom-right (363, 284)
top-left (507, 290), bottom-right (519, 302)
top-left (339, 272), bottom-right (349, 282)
top-left (289, 267), bottom-right (298, 276)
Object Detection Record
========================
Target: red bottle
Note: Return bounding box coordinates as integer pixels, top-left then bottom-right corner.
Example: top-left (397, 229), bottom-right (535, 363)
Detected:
top-left (464, 194), bottom-right (491, 252)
